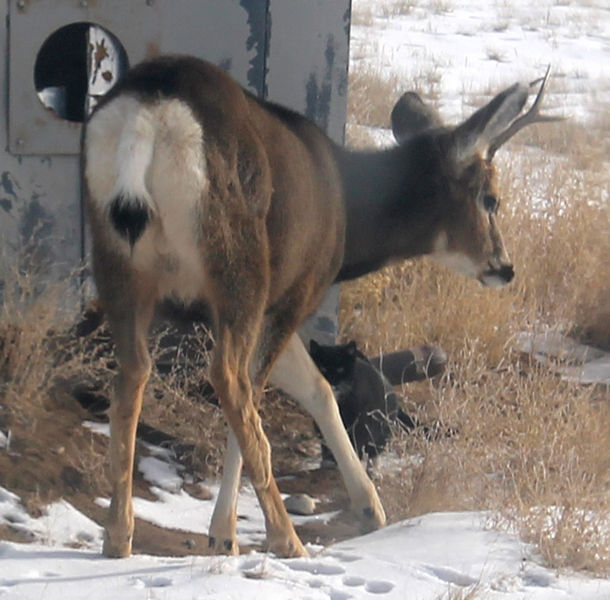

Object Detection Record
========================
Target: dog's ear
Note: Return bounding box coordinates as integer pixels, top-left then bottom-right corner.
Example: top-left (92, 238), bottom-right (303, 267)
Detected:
top-left (346, 341), bottom-right (358, 356)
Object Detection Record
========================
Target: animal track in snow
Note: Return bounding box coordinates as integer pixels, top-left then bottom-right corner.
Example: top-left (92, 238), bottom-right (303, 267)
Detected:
top-left (130, 575), bottom-right (173, 589)
top-left (287, 559), bottom-right (346, 576)
top-left (365, 580), bottom-right (395, 594)
top-left (424, 565), bottom-right (478, 587)
top-left (323, 550), bottom-right (362, 563)
top-left (342, 575), bottom-right (366, 587)
top-left (287, 557), bottom-right (395, 598)
top-left (328, 590), bottom-right (352, 600)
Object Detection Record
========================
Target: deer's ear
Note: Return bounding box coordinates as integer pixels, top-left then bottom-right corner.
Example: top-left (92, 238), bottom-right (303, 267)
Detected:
top-left (453, 82), bottom-right (528, 163)
top-left (391, 92), bottom-right (443, 143)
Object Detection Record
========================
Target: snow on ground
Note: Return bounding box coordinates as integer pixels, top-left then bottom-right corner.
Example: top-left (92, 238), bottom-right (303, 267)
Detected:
top-left (516, 330), bottom-right (610, 385)
top-left (1, 1), bottom-right (609, 598)
top-left (2, 429), bottom-right (610, 599)
top-left (350, 0), bottom-right (609, 124)
top-left (3, 482), bottom-right (610, 600)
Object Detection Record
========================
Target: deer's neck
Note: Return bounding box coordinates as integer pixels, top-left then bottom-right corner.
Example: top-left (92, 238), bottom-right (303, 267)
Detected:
top-left (334, 142), bottom-right (442, 282)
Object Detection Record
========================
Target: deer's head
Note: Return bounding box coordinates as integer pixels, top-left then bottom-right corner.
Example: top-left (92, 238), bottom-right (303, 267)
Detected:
top-left (391, 68), bottom-right (559, 288)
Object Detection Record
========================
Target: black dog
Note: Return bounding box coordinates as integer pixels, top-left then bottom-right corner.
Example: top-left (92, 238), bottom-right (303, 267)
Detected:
top-left (310, 340), bottom-right (420, 463)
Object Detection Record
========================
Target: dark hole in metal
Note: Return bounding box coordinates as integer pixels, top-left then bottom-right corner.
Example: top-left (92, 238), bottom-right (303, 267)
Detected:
top-left (34, 22), bottom-right (128, 123)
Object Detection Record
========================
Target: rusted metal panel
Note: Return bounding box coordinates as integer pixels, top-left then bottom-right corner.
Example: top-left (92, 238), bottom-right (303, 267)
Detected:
top-left (2, 0), bottom-right (352, 340)
top-left (1, 8), bottom-right (79, 286)
top-left (265, 0), bottom-right (351, 144)
top-left (8, 0), bottom-right (266, 155)
top-left (266, 0), bottom-right (351, 343)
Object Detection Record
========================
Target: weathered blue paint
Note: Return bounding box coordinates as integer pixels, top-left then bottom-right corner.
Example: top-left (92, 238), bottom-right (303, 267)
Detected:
top-left (305, 34), bottom-right (338, 131)
top-left (19, 195), bottom-right (55, 244)
top-left (1, 171), bottom-right (20, 199)
top-left (239, 0), bottom-right (268, 96)
top-left (343, 5), bottom-right (352, 38)
top-left (1, 0), bottom-right (351, 321)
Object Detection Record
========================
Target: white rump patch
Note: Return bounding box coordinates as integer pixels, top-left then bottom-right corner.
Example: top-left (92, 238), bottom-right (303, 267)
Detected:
top-left (85, 96), bottom-right (156, 215)
top-left (85, 95), bottom-right (208, 300)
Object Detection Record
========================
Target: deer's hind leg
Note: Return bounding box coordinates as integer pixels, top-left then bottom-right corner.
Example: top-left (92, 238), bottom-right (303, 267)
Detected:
top-left (205, 219), bottom-right (307, 556)
top-left (98, 265), bottom-right (157, 558)
top-left (209, 307), bottom-right (307, 558)
top-left (208, 429), bottom-right (241, 555)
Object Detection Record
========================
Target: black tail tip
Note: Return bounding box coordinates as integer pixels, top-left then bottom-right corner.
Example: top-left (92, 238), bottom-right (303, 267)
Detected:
top-left (109, 196), bottom-right (151, 248)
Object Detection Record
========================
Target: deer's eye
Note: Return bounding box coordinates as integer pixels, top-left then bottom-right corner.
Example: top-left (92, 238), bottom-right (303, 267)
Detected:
top-left (483, 194), bottom-right (498, 213)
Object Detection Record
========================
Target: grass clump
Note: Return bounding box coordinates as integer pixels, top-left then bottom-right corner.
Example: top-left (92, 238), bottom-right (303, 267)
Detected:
top-left (341, 66), bottom-right (609, 574)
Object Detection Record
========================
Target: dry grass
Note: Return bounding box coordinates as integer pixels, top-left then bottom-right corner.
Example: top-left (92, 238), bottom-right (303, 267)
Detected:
top-left (1, 16), bottom-right (608, 575)
top-left (341, 67), bottom-right (610, 574)
top-left (347, 62), bottom-right (443, 142)
top-left (0, 264), bottom-right (226, 493)
top-left (347, 67), bottom-right (403, 130)
top-left (0, 266), bottom-right (78, 419)
top-left (0, 266), bottom-right (115, 506)
top-left (142, 325), bottom-right (226, 477)
top-left (351, 0), bottom-right (418, 26)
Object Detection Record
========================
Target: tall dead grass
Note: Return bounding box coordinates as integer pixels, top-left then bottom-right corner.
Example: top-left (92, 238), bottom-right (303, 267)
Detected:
top-left (0, 265), bottom-right (79, 420)
top-left (0, 261), bottom-right (225, 485)
top-left (342, 68), bottom-right (610, 574)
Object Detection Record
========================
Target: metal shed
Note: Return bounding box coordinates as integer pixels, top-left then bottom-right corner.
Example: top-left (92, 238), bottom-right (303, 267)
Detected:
top-left (1, 0), bottom-right (351, 341)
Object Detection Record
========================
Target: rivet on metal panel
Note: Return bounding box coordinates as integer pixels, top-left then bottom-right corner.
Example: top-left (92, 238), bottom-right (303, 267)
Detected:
top-left (16, 138), bottom-right (25, 147)
top-left (17, 0), bottom-right (26, 10)
top-left (79, 0), bottom-right (88, 7)
top-left (145, 0), bottom-right (154, 5)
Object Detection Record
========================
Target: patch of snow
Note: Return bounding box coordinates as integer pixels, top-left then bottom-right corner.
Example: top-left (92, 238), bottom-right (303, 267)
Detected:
top-left (3, 2), bottom-right (606, 598)
top-left (82, 421), bottom-right (110, 437)
top-left (138, 456), bottom-right (183, 492)
top-left (1, 498), bottom-right (610, 599)
top-left (0, 486), bottom-right (102, 550)
top-left (516, 330), bottom-right (610, 385)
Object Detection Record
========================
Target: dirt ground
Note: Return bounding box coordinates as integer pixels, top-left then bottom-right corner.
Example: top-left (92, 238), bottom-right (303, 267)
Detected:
top-left (0, 313), bottom-right (428, 556)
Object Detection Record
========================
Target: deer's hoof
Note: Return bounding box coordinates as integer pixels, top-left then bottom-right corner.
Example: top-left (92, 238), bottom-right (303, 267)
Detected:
top-left (102, 532), bottom-right (132, 558)
top-left (208, 534), bottom-right (240, 556)
top-left (358, 501), bottom-right (386, 533)
top-left (267, 533), bottom-right (308, 558)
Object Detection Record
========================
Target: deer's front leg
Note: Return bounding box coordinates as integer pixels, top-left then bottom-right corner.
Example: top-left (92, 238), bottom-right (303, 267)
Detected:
top-left (270, 334), bottom-right (386, 531)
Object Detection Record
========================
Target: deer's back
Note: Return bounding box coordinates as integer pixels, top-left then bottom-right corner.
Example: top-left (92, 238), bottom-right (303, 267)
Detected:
top-left (84, 55), bottom-right (345, 313)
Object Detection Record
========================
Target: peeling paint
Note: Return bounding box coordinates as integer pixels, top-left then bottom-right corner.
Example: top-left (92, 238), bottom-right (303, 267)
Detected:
top-left (1, 171), bottom-right (20, 199)
top-left (218, 58), bottom-right (233, 73)
top-left (17, 196), bottom-right (57, 273)
top-left (305, 35), bottom-right (336, 131)
top-left (0, 198), bottom-right (13, 213)
top-left (19, 196), bottom-right (55, 244)
top-left (343, 4), bottom-right (352, 38)
top-left (240, 0), bottom-right (267, 95)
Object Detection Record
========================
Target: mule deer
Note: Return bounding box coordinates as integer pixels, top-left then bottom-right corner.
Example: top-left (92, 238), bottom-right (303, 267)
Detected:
top-left (83, 55), bottom-right (558, 558)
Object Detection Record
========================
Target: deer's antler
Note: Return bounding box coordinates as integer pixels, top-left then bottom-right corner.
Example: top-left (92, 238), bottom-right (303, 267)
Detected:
top-left (487, 65), bottom-right (563, 159)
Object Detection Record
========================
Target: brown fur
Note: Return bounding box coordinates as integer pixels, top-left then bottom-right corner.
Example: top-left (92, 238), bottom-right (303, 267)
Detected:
top-left (82, 55), bottom-right (553, 558)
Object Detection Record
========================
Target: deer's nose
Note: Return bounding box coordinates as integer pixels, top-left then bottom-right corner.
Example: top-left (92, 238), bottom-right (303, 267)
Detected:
top-left (498, 264), bottom-right (514, 283)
